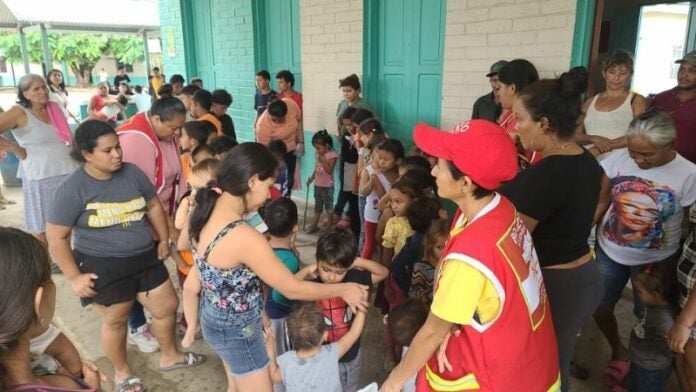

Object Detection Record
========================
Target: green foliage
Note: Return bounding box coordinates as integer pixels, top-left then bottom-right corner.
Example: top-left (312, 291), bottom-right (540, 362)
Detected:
top-left (51, 34), bottom-right (109, 70)
top-left (0, 32), bottom-right (145, 84)
top-left (107, 35), bottom-right (145, 65)
top-left (0, 32), bottom-right (43, 63)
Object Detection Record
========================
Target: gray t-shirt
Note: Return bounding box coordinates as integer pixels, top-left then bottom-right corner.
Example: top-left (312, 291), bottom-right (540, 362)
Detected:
top-left (276, 342), bottom-right (341, 392)
top-left (629, 305), bottom-right (676, 370)
top-left (47, 163), bottom-right (157, 257)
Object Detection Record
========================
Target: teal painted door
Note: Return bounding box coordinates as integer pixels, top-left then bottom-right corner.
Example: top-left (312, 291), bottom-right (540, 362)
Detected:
top-left (366, 0), bottom-right (446, 143)
top-left (254, 0), bottom-right (302, 91)
top-left (191, 0), bottom-right (217, 87)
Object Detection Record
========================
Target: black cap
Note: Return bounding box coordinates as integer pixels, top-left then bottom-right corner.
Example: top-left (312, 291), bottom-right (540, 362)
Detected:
top-left (486, 60), bottom-right (509, 77)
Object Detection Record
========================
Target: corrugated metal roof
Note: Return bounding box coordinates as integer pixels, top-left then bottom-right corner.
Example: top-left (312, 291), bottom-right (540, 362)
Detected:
top-left (0, 0), bottom-right (159, 33)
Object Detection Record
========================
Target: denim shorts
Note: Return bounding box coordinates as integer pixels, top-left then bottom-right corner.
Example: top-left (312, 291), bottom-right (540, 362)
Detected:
top-left (200, 298), bottom-right (269, 377)
top-left (596, 244), bottom-right (679, 315)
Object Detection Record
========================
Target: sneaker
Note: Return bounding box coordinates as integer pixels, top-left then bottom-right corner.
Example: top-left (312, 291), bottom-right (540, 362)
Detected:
top-left (305, 225), bottom-right (319, 234)
top-left (127, 324), bottom-right (160, 353)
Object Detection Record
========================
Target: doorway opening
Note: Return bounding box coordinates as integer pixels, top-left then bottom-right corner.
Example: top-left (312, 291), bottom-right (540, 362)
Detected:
top-left (582, 0), bottom-right (696, 96)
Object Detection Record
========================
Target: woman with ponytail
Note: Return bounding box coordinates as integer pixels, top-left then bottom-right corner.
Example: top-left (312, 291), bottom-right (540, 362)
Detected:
top-left (0, 227), bottom-right (102, 391)
top-left (498, 69), bottom-right (604, 391)
top-left (181, 142), bottom-right (369, 392)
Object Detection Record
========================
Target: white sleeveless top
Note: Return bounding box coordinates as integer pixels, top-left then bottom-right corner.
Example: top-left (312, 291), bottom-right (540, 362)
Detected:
top-left (364, 165), bottom-right (391, 223)
top-left (584, 92), bottom-right (634, 141)
top-left (10, 106), bottom-right (76, 181)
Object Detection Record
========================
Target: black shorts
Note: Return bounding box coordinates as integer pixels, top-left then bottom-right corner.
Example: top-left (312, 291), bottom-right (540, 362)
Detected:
top-left (75, 246), bottom-right (170, 307)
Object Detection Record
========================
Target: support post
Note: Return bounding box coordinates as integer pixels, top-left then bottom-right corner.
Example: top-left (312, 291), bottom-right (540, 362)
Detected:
top-left (17, 26), bottom-right (30, 74)
top-left (40, 23), bottom-right (52, 77)
top-left (142, 31), bottom-right (151, 81)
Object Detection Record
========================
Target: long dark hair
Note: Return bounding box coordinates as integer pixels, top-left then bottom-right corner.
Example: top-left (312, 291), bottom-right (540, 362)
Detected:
top-left (497, 59), bottom-right (539, 93)
top-left (0, 227), bottom-right (51, 389)
top-left (518, 67), bottom-right (588, 139)
top-left (189, 143), bottom-right (278, 242)
top-left (47, 69), bottom-right (67, 95)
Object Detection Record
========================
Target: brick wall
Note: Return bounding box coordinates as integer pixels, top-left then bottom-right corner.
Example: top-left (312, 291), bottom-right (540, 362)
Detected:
top-left (210, 0), bottom-right (257, 142)
top-left (159, 0), bottom-right (187, 79)
top-left (299, 0), bottom-right (364, 133)
top-left (160, 0), bottom-right (258, 142)
top-left (440, 0), bottom-right (577, 129)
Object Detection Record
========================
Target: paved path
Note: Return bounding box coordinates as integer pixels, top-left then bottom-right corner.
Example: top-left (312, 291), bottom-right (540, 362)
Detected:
top-left (0, 184), bottom-right (678, 391)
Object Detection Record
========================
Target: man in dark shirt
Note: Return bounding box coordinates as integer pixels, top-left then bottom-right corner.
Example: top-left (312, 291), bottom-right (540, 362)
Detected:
top-left (471, 60), bottom-right (508, 123)
top-left (254, 70), bottom-right (277, 123)
top-left (211, 89), bottom-right (236, 140)
top-left (650, 50), bottom-right (696, 163)
top-left (113, 66), bottom-right (131, 93)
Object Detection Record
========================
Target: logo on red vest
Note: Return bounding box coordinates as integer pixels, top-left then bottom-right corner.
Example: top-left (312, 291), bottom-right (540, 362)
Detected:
top-left (498, 215), bottom-right (547, 330)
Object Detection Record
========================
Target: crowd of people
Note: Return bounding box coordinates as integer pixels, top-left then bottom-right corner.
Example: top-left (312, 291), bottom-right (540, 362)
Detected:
top-left (0, 48), bottom-right (696, 392)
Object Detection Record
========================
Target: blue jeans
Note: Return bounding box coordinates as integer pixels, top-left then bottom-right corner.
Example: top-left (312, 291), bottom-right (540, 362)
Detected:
top-left (200, 297), bottom-right (268, 376)
top-left (595, 244), bottom-right (679, 317)
top-left (628, 363), bottom-right (672, 392)
top-left (128, 302), bottom-right (146, 332)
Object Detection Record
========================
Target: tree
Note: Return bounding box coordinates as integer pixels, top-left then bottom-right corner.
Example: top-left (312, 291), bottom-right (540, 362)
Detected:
top-left (0, 32), bottom-right (146, 87)
top-left (0, 32), bottom-right (43, 64)
top-left (52, 34), bottom-right (109, 86)
top-left (107, 35), bottom-right (144, 66)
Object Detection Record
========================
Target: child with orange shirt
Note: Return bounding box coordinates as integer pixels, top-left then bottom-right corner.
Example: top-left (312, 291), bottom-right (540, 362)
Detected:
top-left (175, 158), bottom-right (220, 332)
top-left (179, 121), bottom-right (210, 183)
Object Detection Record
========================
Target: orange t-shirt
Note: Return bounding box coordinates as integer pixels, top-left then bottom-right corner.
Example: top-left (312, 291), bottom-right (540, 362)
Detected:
top-left (198, 112), bottom-right (223, 136)
top-left (178, 250), bottom-right (194, 275)
top-left (180, 152), bottom-right (192, 183)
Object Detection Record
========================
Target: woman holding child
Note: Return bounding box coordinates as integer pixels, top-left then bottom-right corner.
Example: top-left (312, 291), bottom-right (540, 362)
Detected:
top-left (381, 119), bottom-right (560, 391)
top-left (182, 142), bottom-right (369, 392)
top-left (0, 226), bottom-right (103, 391)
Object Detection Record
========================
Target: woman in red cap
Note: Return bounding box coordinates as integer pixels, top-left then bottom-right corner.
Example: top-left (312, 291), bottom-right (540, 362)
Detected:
top-left (498, 69), bottom-right (604, 391)
top-left (380, 119), bottom-right (560, 392)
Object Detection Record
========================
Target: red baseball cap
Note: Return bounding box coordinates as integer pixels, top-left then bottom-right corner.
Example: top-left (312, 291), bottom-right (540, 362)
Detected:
top-left (413, 120), bottom-right (518, 190)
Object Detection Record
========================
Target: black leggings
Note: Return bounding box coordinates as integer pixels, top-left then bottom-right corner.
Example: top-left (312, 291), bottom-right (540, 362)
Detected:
top-left (542, 261), bottom-right (604, 392)
top-left (283, 151), bottom-right (297, 196)
top-left (334, 191), bottom-right (360, 239)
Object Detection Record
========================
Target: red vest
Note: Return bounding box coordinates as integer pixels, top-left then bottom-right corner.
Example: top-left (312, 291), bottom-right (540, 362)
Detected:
top-left (116, 113), bottom-right (180, 214)
top-left (417, 196), bottom-right (560, 392)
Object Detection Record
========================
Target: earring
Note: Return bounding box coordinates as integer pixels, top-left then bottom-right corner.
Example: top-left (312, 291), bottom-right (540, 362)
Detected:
top-left (528, 135), bottom-right (535, 151)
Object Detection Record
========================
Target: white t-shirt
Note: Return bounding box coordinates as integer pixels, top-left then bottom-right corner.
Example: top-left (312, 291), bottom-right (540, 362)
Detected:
top-left (598, 148), bottom-right (696, 265)
top-left (99, 102), bottom-right (121, 119)
top-left (133, 93), bottom-right (152, 113)
top-left (364, 165), bottom-right (391, 223)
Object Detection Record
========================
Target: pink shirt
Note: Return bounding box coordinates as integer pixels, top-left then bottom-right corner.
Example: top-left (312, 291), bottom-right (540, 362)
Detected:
top-left (314, 150), bottom-right (338, 187)
top-left (255, 98), bottom-right (302, 152)
top-left (119, 133), bottom-right (185, 215)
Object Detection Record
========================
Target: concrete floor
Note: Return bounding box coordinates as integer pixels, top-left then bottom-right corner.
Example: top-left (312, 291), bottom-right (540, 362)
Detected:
top-left (0, 184), bottom-right (680, 391)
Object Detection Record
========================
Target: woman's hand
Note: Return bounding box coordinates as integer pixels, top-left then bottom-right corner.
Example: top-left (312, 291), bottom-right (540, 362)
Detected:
top-left (157, 241), bottom-right (170, 260)
top-left (589, 135), bottom-right (613, 153)
top-left (436, 327), bottom-right (461, 372)
top-left (667, 321), bottom-right (692, 354)
top-left (81, 360), bottom-right (106, 389)
top-left (340, 282), bottom-right (369, 313)
top-left (70, 273), bottom-right (98, 297)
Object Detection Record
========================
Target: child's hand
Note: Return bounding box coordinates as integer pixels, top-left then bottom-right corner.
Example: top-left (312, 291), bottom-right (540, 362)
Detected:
top-left (263, 326), bottom-right (276, 357)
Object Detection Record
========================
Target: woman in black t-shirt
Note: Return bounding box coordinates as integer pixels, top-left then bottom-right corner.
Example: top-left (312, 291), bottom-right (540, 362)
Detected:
top-left (498, 69), bottom-right (604, 392)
